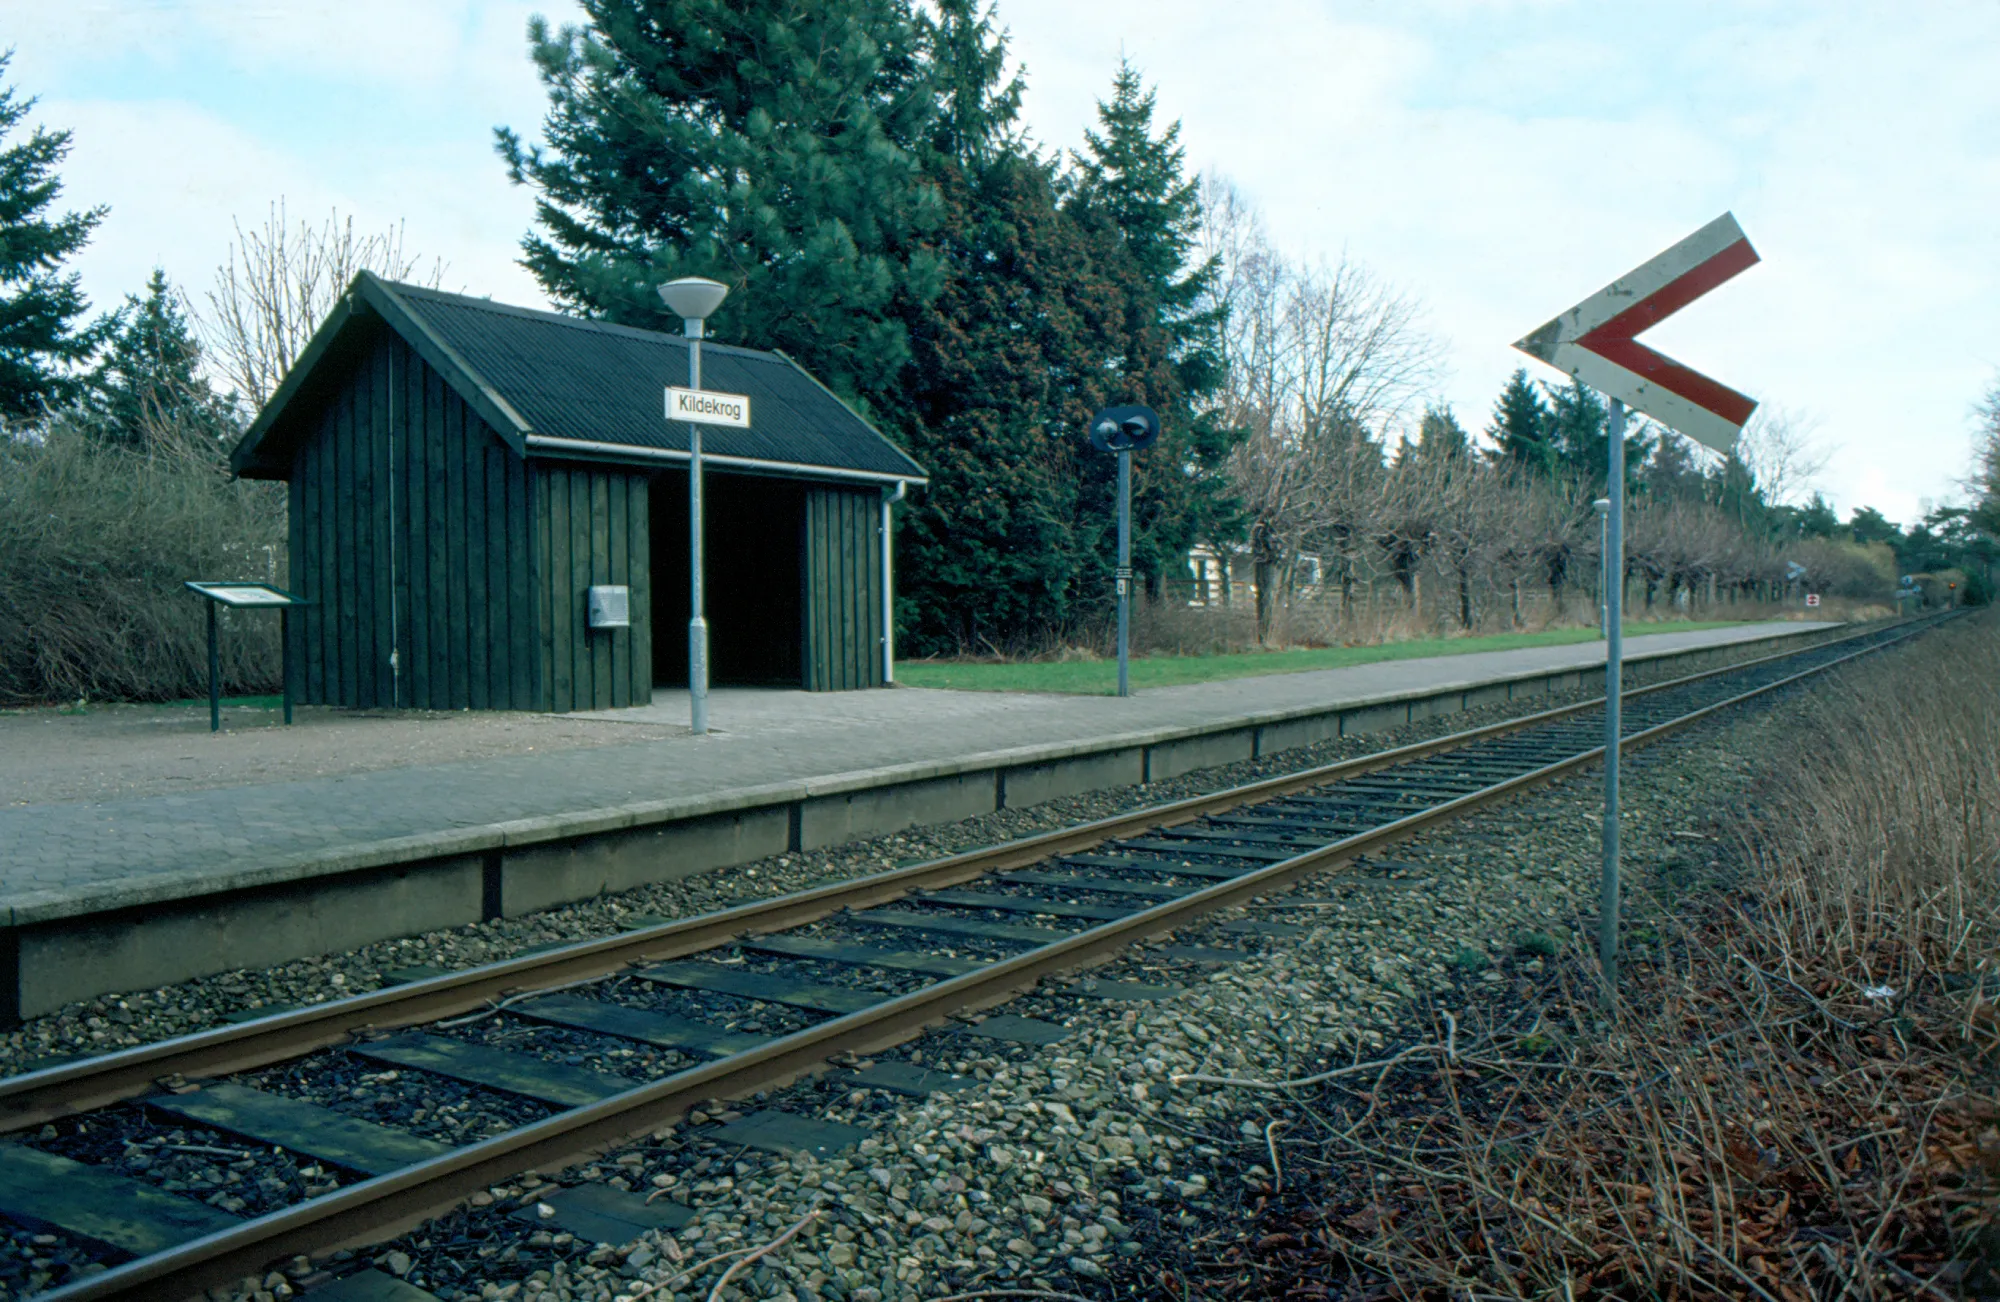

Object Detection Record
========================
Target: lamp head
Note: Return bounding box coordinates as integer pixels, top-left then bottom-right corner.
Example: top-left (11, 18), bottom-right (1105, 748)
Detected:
top-left (1593, 499), bottom-right (1611, 516)
top-left (657, 277), bottom-right (730, 324)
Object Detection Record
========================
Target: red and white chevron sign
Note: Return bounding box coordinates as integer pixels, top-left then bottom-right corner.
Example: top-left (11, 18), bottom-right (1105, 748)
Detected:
top-left (1514, 213), bottom-right (1760, 453)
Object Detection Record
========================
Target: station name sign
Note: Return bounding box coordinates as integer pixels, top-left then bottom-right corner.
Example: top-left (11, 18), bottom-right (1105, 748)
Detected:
top-left (665, 386), bottom-right (752, 428)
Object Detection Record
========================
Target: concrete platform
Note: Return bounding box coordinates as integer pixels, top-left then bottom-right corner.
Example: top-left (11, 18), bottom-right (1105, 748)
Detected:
top-left (0, 621), bottom-right (1837, 1018)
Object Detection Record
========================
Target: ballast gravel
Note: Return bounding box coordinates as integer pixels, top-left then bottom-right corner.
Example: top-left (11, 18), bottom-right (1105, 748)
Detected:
top-left (205, 693), bottom-right (1783, 1302)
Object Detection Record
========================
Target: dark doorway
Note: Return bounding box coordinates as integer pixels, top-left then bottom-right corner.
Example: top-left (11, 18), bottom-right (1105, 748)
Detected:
top-left (650, 470), bottom-right (805, 687)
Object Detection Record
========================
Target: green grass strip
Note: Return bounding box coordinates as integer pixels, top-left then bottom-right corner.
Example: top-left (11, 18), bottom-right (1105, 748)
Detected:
top-left (894, 620), bottom-right (1755, 695)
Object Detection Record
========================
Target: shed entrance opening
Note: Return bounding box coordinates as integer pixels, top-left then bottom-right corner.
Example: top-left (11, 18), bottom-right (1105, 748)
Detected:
top-left (650, 470), bottom-right (805, 688)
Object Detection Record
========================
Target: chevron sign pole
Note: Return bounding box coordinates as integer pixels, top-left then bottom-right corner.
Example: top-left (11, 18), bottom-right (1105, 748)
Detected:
top-left (1512, 212), bottom-right (1762, 998)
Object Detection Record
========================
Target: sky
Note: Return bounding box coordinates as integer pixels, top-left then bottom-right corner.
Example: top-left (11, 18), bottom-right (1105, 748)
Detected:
top-left (10, 0), bottom-right (1998, 524)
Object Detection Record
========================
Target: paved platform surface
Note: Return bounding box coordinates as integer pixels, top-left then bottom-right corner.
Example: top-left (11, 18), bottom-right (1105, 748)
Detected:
top-left (0, 622), bottom-right (1820, 923)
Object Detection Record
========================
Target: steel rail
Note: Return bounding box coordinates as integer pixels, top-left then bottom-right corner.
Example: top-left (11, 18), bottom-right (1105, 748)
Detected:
top-left (32, 613), bottom-right (1953, 1302)
top-left (0, 616), bottom-right (1937, 1138)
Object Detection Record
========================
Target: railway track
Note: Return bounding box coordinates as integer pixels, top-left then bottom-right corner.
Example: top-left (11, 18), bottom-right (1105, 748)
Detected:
top-left (0, 613), bottom-right (1954, 1301)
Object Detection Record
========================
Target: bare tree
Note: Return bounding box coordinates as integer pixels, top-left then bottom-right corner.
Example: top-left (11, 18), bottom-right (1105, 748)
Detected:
top-left (1737, 404), bottom-right (1828, 507)
top-left (195, 201), bottom-right (446, 408)
top-left (1284, 258), bottom-right (1437, 438)
top-left (1206, 185), bottom-right (1440, 642)
top-left (1427, 452), bottom-right (1501, 630)
top-left (1233, 413), bottom-right (1385, 639)
top-left (1970, 377), bottom-right (2000, 531)
top-left (1185, 174), bottom-right (1885, 645)
top-left (1376, 436), bottom-right (1450, 620)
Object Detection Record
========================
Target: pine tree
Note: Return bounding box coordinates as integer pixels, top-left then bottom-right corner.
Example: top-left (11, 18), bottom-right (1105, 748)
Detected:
top-left (1486, 368), bottom-right (1552, 472)
top-left (1847, 505), bottom-right (1900, 548)
top-left (88, 269), bottom-right (233, 448)
top-left (1787, 492), bottom-right (1840, 539)
top-left (494, 0), bottom-right (945, 410)
top-left (0, 54), bottom-right (110, 423)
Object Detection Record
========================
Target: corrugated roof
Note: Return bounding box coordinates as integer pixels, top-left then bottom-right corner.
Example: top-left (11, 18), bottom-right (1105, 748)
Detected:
top-left (233, 273), bottom-right (925, 484)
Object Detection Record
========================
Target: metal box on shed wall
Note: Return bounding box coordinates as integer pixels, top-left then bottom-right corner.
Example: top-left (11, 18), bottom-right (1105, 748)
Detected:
top-left (587, 585), bottom-right (631, 629)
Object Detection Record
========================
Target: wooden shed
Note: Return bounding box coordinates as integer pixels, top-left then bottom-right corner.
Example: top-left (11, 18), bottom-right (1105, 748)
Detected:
top-left (230, 272), bottom-right (926, 712)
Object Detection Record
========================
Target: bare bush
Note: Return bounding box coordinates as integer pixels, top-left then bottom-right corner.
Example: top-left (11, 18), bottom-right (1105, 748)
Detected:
top-left (1750, 618), bottom-right (1999, 985)
top-left (1186, 616), bottom-right (2000, 1299)
top-left (0, 416), bottom-right (287, 703)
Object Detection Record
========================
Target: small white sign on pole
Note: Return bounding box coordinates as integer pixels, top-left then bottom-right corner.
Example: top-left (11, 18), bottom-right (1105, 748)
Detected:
top-left (1806, 593), bottom-right (1820, 608)
top-left (665, 386), bottom-right (752, 428)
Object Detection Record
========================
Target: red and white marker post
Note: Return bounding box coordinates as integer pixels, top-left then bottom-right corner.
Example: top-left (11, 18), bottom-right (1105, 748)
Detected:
top-left (1514, 213), bottom-right (1761, 995)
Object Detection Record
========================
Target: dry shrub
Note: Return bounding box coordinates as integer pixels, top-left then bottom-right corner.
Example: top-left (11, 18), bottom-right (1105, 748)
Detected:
top-left (1184, 617), bottom-right (1999, 1300)
top-left (1750, 618), bottom-right (2000, 987)
top-left (0, 417), bottom-right (287, 704)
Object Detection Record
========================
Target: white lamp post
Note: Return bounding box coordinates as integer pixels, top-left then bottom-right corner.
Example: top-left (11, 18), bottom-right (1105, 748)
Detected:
top-left (658, 276), bottom-right (730, 735)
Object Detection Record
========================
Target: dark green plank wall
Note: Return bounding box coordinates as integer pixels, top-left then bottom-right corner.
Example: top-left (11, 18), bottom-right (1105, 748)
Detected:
top-left (289, 330), bottom-right (539, 710)
top-left (529, 461), bottom-right (651, 713)
top-left (803, 486), bottom-right (883, 691)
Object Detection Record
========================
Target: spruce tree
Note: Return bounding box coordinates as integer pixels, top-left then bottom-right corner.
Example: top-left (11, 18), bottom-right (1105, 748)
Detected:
top-left (918, 0), bottom-right (1023, 167)
top-left (1640, 427), bottom-right (1707, 502)
top-left (897, 155), bottom-right (1111, 651)
top-left (1487, 368), bottom-right (1552, 472)
top-left (494, 0), bottom-right (945, 410)
top-left (1415, 403), bottom-right (1470, 460)
top-left (1545, 378), bottom-right (1605, 482)
top-left (88, 269), bottom-right (233, 449)
top-left (1070, 61), bottom-right (1223, 394)
top-left (0, 54), bottom-right (110, 423)
top-left (894, 2), bottom-right (1124, 650)
top-left (1544, 377), bottom-right (1653, 495)
top-left (1066, 61), bottom-right (1239, 602)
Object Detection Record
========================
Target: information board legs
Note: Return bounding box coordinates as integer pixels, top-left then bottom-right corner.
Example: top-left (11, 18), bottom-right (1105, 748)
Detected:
top-left (207, 601), bottom-right (221, 734)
